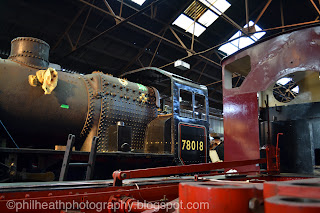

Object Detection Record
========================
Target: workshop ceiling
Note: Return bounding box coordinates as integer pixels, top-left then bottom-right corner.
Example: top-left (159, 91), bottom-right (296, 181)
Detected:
top-left (0, 0), bottom-right (319, 111)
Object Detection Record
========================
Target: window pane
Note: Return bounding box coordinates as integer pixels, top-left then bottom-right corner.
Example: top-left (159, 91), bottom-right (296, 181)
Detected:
top-left (199, 0), bottom-right (231, 15)
top-left (195, 94), bottom-right (206, 120)
top-left (199, 0), bottom-right (216, 8)
top-left (238, 37), bottom-right (255, 49)
top-left (172, 14), bottom-right (194, 31)
top-left (131, 0), bottom-right (146, 6)
top-left (180, 90), bottom-right (193, 118)
top-left (219, 43), bottom-right (239, 55)
top-left (211, 0), bottom-right (231, 14)
top-left (219, 20), bottom-right (266, 55)
top-left (198, 9), bottom-right (219, 27)
top-left (186, 22), bottom-right (206, 37)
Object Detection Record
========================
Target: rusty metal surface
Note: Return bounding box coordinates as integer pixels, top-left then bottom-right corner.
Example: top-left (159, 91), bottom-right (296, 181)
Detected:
top-left (222, 26), bottom-right (320, 172)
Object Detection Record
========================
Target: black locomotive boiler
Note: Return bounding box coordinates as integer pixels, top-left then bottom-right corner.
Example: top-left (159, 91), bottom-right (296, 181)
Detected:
top-left (0, 37), bottom-right (210, 181)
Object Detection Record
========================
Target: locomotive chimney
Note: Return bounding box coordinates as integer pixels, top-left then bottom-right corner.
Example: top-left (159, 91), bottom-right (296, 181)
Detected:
top-left (8, 37), bottom-right (50, 69)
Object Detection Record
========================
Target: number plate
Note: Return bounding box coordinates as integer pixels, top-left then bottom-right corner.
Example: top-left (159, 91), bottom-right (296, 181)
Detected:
top-left (178, 123), bottom-right (207, 164)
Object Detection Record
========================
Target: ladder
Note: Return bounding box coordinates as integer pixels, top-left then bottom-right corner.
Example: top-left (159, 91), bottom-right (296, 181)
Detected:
top-left (59, 134), bottom-right (98, 181)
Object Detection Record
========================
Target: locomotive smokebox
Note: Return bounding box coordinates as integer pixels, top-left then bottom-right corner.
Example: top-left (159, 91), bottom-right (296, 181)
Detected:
top-left (0, 37), bottom-right (88, 148)
top-left (0, 37), bottom-right (159, 152)
top-left (8, 37), bottom-right (50, 69)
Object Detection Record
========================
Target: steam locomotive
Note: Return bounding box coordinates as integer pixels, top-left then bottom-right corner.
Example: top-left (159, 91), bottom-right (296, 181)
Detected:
top-left (0, 37), bottom-right (210, 181)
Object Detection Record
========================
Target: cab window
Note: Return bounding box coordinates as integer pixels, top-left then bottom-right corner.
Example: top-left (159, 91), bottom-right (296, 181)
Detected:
top-left (179, 89), bottom-right (193, 118)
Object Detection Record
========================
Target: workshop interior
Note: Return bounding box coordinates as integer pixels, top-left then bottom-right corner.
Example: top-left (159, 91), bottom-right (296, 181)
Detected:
top-left (0, 0), bottom-right (320, 212)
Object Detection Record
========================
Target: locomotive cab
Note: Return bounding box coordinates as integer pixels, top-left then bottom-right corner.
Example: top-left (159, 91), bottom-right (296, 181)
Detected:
top-left (123, 67), bottom-right (210, 165)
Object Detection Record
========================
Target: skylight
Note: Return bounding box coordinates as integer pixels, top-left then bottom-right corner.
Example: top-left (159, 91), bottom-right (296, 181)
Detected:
top-left (277, 77), bottom-right (292, 85)
top-left (292, 86), bottom-right (299, 93)
top-left (131, 0), bottom-right (146, 6)
top-left (218, 21), bottom-right (266, 55)
top-left (172, 0), bottom-right (231, 37)
top-left (198, 10), bottom-right (219, 27)
top-left (200, 0), bottom-right (231, 15)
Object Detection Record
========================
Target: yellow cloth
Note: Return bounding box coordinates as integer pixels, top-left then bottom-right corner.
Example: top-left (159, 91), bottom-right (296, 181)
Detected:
top-left (28, 68), bottom-right (58, 94)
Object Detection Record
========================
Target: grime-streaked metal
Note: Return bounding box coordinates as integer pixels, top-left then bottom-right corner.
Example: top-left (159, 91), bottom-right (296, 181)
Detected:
top-left (222, 25), bottom-right (320, 172)
top-left (8, 37), bottom-right (50, 69)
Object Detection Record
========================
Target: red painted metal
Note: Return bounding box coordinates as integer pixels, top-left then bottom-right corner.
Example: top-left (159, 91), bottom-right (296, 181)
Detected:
top-left (265, 145), bottom-right (280, 174)
top-left (179, 181), bottom-right (263, 213)
top-left (276, 133), bottom-right (283, 153)
top-left (275, 133), bottom-right (283, 170)
top-left (113, 158), bottom-right (267, 185)
top-left (222, 26), bottom-right (320, 97)
top-left (0, 174), bottom-right (318, 213)
top-left (265, 196), bottom-right (320, 213)
top-left (108, 196), bottom-right (160, 213)
top-left (223, 93), bottom-right (261, 172)
top-left (222, 26), bottom-right (320, 172)
top-left (264, 178), bottom-right (320, 199)
top-left (0, 183), bottom-right (179, 213)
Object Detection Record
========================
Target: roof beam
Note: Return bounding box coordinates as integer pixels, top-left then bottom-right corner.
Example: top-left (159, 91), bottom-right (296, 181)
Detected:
top-left (253, 0), bottom-right (272, 27)
top-left (73, 0), bottom-right (221, 73)
top-left (114, 0), bottom-right (223, 45)
top-left (60, 0), bottom-right (167, 60)
top-left (52, 5), bottom-right (87, 50)
top-left (309, 0), bottom-right (320, 15)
